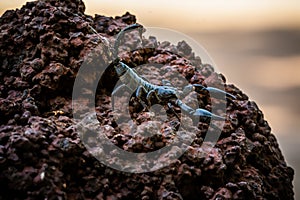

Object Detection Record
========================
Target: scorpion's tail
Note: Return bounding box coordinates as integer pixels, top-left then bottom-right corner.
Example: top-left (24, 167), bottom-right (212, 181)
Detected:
top-left (113, 23), bottom-right (144, 57)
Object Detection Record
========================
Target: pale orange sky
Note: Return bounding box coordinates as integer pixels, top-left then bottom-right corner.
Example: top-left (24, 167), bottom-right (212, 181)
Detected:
top-left (1, 0), bottom-right (300, 31)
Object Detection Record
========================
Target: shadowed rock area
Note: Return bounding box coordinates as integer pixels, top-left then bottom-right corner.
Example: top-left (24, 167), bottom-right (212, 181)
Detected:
top-left (0, 0), bottom-right (294, 199)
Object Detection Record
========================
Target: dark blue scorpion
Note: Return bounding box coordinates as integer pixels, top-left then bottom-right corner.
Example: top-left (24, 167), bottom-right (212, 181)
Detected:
top-left (90, 23), bottom-right (235, 121)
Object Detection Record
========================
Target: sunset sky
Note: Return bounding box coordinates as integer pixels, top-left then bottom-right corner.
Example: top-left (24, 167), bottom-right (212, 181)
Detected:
top-left (1, 0), bottom-right (300, 31)
top-left (1, 0), bottom-right (300, 197)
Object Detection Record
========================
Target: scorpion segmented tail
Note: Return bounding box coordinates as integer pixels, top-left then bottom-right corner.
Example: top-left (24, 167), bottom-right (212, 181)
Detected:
top-left (113, 23), bottom-right (144, 57)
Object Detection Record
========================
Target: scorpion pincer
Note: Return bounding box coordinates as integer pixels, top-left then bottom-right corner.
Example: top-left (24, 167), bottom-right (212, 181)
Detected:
top-left (92, 23), bottom-right (236, 121)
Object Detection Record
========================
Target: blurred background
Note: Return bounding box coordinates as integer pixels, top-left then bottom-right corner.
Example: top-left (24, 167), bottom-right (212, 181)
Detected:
top-left (1, 0), bottom-right (300, 198)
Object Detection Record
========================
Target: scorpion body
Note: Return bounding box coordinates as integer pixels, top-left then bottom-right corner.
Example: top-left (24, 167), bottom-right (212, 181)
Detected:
top-left (113, 61), bottom-right (229, 121)
top-left (90, 23), bottom-right (235, 121)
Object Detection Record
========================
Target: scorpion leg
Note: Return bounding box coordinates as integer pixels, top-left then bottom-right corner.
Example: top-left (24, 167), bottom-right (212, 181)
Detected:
top-left (167, 102), bottom-right (181, 121)
top-left (175, 99), bottom-right (225, 121)
top-left (182, 84), bottom-right (236, 99)
top-left (135, 85), bottom-right (149, 109)
top-left (146, 90), bottom-right (161, 107)
top-left (136, 87), bottom-right (161, 112)
top-left (111, 84), bottom-right (129, 110)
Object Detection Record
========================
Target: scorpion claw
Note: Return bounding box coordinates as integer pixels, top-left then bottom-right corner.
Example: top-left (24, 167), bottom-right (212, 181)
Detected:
top-left (192, 108), bottom-right (225, 121)
top-left (182, 84), bottom-right (236, 100)
top-left (205, 87), bottom-right (236, 99)
top-left (176, 99), bottom-right (225, 121)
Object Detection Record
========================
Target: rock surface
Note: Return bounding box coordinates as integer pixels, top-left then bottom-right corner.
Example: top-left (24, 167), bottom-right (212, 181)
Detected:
top-left (0, 0), bottom-right (294, 199)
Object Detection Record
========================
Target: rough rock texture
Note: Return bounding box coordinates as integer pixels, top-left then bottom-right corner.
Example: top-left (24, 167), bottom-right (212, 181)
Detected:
top-left (0, 0), bottom-right (294, 199)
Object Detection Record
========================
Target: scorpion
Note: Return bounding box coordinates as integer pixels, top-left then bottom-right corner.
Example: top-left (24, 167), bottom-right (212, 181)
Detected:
top-left (90, 23), bottom-right (235, 121)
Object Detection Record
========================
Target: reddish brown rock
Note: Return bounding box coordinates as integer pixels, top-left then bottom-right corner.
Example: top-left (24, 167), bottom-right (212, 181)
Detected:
top-left (0, 0), bottom-right (294, 199)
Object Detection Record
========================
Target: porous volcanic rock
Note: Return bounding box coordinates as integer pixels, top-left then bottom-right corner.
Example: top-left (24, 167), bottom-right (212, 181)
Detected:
top-left (0, 0), bottom-right (294, 199)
